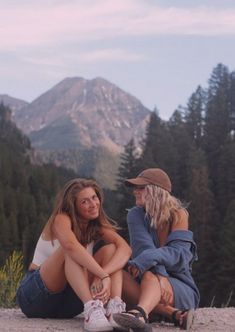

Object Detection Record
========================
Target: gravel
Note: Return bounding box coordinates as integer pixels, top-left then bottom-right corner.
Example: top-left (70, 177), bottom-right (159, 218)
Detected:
top-left (0, 307), bottom-right (234, 332)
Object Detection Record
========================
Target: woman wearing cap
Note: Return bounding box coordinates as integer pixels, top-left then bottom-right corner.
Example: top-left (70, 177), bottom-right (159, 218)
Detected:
top-left (113, 168), bottom-right (200, 331)
top-left (16, 178), bottom-right (131, 332)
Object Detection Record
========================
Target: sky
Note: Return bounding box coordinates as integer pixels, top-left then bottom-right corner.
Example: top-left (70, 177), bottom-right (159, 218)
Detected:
top-left (0, 0), bottom-right (235, 120)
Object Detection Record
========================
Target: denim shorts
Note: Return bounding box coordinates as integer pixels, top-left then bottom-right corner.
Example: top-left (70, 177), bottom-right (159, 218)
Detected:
top-left (16, 269), bottom-right (83, 318)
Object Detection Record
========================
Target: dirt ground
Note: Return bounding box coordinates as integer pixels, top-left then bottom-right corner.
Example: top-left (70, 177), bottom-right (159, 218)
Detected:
top-left (0, 307), bottom-right (235, 332)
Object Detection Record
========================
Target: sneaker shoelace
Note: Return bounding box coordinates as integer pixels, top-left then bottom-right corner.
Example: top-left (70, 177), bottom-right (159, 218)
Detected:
top-left (107, 299), bottom-right (126, 315)
top-left (87, 301), bottom-right (106, 321)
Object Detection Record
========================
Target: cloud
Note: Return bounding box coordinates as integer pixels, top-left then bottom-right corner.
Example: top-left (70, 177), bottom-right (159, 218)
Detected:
top-left (21, 48), bottom-right (147, 72)
top-left (0, 0), bottom-right (235, 51)
top-left (70, 49), bottom-right (148, 62)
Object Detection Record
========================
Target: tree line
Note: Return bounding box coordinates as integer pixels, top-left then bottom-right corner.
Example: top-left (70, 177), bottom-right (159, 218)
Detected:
top-left (0, 63), bottom-right (235, 307)
top-left (112, 63), bottom-right (235, 307)
top-left (0, 103), bottom-right (76, 267)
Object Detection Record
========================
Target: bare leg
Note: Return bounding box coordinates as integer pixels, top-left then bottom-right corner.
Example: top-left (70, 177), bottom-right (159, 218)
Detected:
top-left (122, 270), bottom-right (141, 308)
top-left (138, 271), bottom-right (161, 316)
top-left (39, 247), bottom-right (67, 292)
top-left (122, 270), bottom-right (178, 321)
top-left (64, 254), bottom-right (92, 303)
top-left (94, 244), bottom-right (123, 298)
top-left (39, 247), bottom-right (92, 303)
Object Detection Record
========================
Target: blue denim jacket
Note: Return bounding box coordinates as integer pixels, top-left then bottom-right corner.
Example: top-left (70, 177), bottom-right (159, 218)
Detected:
top-left (127, 206), bottom-right (199, 297)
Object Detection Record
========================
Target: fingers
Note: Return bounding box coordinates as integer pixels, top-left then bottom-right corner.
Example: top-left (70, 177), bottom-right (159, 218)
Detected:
top-left (94, 288), bottom-right (110, 304)
top-left (158, 277), bottom-right (174, 305)
top-left (90, 276), bottom-right (111, 304)
top-left (95, 285), bottom-right (110, 298)
top-left (90, 279), bottom-right (102, 297)
top-left (90, 285), bottom-right (97, 297)
top-left (128, 265), bottom-right (140, 278)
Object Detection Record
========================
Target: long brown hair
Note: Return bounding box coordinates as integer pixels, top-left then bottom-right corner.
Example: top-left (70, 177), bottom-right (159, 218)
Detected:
top-left (46, 178), bottom-right (117, 245)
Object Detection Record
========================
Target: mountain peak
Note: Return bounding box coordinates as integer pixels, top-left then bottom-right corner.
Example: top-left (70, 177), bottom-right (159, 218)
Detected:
top-left (12, 77), bottom-right (150, 152)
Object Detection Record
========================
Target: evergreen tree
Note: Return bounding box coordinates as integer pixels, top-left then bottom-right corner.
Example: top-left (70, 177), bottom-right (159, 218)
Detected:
top-left (139, 110), bottom-right (174, 175)
top-left (0, 104), bottom-right (76, 265)
top-left (216, 200), bottom-right (235, 307)
top-left (216, 142), bottom-right (235, 215)
top-left (185, 86), bottom-right (205, 148)
top-left (229, 71), bottom-right (235, 133)
top-left (168, 109), bottom-right (192, 198)
top-left (204, 64), bottom-right (231, 196)
top-left (186, 147), bottom-right (218, 306)
top-left (115, 139), bottom-right (139, 240)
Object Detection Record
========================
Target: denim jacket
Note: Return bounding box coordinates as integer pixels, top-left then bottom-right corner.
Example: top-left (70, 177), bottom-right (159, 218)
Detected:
top-left (127, 206), bottom-right (199, 295)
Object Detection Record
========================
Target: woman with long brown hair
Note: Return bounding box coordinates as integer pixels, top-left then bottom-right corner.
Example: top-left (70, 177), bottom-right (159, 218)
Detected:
top-left (17, 178), bottom-right (131, 332)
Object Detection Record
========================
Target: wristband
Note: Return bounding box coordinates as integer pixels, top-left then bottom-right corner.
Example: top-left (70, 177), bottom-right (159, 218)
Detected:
top-left (101, 275), bottom-right (110, 281)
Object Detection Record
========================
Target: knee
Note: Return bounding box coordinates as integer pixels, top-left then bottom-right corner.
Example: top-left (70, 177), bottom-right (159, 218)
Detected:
top-left (142, 271), bottom-right (159, 283)
top-left (99, 243), bottom-right (116, 256)
top-left (94, 243), bottom-right (116, 264)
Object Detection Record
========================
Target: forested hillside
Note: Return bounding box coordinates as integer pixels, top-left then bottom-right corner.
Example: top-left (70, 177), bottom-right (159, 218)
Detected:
top-left (0, 103), bottom-right (76, 267)
top-left (0, 63), bottom-right (235, 308)
top-left (114, 63), bottom-right (235, 307)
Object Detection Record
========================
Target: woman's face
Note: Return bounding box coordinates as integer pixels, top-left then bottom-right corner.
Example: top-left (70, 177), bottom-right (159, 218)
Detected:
top-left (76, 187), bottom-right (100, 223)
top-left (133, 186), bottom-right (147, 207)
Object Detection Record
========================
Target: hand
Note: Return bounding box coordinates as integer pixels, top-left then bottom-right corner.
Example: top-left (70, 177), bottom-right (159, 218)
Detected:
top-left (91, 276), bottom-right (111, 304)
top-left (90, 277), bottom-right (102, 298)
top-left (128, 265), bottom-right (140, 278)
top-left (158, 276), bottom-right (174, 305)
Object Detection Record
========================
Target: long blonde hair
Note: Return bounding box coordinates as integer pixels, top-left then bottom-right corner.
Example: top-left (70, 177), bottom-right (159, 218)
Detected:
top-left (144, 185), bottom-right (187, 229)
top-left (45, 178), bottom-right (116, 245)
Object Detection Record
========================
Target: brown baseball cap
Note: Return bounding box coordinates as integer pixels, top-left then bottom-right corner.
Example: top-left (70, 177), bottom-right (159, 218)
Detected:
top-left (125, 168), bottom-right (172, 193)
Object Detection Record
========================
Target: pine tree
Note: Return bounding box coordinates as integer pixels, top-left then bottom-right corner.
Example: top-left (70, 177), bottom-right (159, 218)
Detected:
top-left (216, 142), bottom-right (235, 215)
top-left (140, 110), bottom-right (174, 175)
top-left (0, 104), bottom-right (76, 265)
top-left (204, 63), bottom-right (231, 195)
top-left (216, 200), bottom-right (235, 307)
top-left (185, 86), bottom-right (205, 148)
top-left (186, 147), bottom-right (219, 306)
top-left (229, 71), bottom-right (235, 133)
top-left (168, 109), bottom-right (192, 198)
top-left (115, 139), bottom-right (139, 240)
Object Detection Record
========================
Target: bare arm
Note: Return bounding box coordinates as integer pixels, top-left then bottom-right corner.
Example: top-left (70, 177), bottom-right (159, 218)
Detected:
top-left (52, 213), bottom-right (109, 279)
top-left (100, 227), bottom-right (132, 275)
top-left (171, 209), bottom-right (189, 231)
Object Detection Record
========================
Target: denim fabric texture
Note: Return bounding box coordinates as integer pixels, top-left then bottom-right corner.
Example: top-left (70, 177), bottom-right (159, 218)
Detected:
top-left (16, 269), bottom-right (83, 318)
top-left (127, 206), bottom-right (200, 310)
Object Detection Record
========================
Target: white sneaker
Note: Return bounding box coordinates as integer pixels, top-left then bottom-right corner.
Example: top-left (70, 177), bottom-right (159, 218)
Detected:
top-left (105, 296), bottom-right (127, 330)
top-left (84, 299), bottom-right (113, 332)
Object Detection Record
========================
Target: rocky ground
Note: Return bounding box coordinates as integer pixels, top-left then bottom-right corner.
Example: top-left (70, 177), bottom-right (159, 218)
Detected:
top-left (0, 307), bottom-right (234, 331)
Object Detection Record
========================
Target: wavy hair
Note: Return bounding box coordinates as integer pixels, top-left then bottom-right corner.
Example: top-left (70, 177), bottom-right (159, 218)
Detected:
top-left (46, 178), bottom-right (117, 245)
top-left (144, 185), bottom-right (187, 229)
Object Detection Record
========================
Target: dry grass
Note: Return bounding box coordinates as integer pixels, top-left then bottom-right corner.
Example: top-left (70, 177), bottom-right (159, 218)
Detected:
top-left (0, 251), bottom-right (24, 308)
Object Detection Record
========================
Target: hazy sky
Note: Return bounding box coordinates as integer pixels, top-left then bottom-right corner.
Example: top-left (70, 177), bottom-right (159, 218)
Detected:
top-left (0, 0), bottom-right (235, 119)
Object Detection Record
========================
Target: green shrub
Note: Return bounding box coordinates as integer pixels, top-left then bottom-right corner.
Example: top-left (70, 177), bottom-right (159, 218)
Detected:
top-left (0, 251), bottom-right (24, 307)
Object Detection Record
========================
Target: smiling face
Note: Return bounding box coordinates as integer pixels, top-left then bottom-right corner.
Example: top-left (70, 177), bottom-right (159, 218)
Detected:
top-left (133, 186), bottom-right (147, 207)
top-left (76, 187), bottom-right (100, 223)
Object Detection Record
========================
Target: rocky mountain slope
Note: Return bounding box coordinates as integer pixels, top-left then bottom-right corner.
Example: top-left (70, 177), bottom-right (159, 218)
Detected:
top-left (11, 77), bottom-right (150, 153)
top-left (0, 94), bottom-right (28, 112)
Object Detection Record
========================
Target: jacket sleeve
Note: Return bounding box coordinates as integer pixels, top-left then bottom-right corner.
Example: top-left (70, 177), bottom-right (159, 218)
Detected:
top-left (129, 230), bottom-right (196, 275)
top-left (127, 207), bottom-right (156, 258)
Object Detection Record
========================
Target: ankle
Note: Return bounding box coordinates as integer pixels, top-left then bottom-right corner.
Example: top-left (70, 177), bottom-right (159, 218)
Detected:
top-left (136, 305), bottom-right (149, 319)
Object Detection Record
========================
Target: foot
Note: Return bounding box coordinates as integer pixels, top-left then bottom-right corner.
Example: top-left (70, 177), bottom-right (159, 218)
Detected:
top-left (84, 299), bottom-right (113, 332)
top-left (113, 306), bottom-right (152, 332)
top-left (172, 309), bottom-right (195, 330)
top-left (105, 296), bottom-right (127, 330)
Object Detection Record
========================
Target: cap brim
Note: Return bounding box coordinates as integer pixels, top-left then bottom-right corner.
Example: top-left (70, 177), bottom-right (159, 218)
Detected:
top-left (125, 178), bottom-right (149, 187)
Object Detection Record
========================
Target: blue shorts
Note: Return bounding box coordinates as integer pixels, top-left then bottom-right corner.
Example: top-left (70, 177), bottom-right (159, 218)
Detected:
top-left (16, 269), bottom-right (83, 318)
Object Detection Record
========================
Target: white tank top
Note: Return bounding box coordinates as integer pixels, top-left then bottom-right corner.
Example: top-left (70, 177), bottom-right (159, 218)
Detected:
top-left (32, 235), bottom-right (94, 266)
